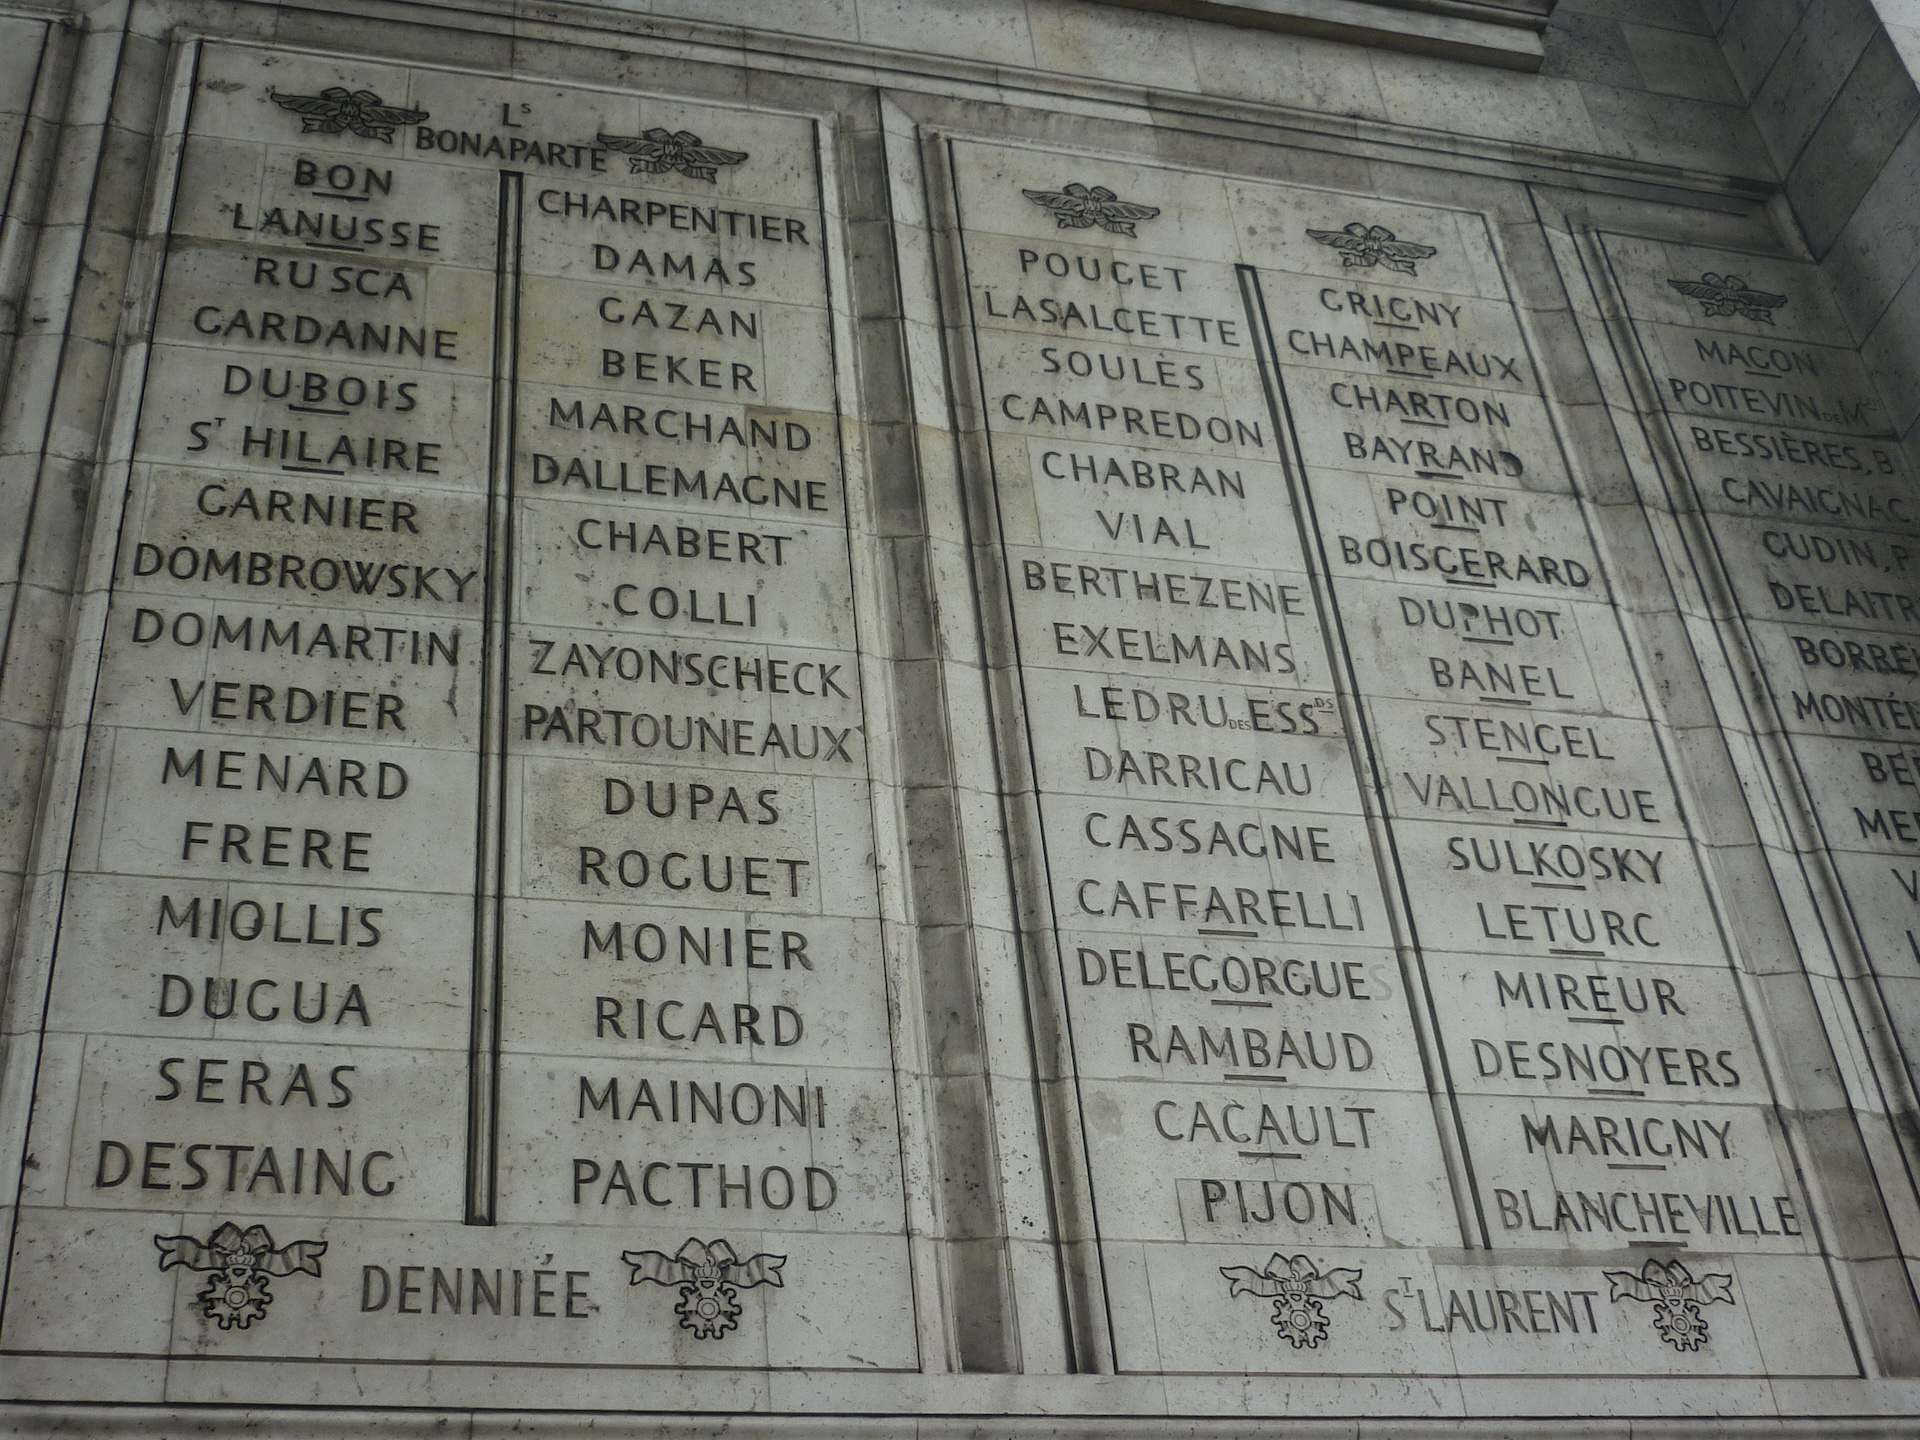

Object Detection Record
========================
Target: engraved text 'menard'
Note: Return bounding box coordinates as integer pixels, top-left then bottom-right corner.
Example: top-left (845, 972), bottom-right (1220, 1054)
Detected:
top-left (1, 47), bottom-right (924, 1380)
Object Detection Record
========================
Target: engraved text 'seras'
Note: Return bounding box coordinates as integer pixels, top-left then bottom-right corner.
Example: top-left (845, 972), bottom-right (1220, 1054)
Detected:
top-left (0, 41), bottom-right (915, 1389)
top-left (3, 2), bottom-right (1920, 1430)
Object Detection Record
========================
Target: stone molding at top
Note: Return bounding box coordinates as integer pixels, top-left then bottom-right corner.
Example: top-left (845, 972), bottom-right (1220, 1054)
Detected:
top-left (1090, 0), bottom-right (1553, 71)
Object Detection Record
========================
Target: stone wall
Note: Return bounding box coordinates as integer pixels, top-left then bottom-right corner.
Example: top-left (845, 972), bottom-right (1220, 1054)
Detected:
top-left (0, 0), bottom-right (1918, 1432)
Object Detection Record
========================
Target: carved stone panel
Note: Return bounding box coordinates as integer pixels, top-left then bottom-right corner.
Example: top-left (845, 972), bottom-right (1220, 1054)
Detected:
top-left (0, 40), bottom-right (915, 1394)
top-left (1605, 232), bottom-right (1920, 1162)
top-left (5, 6), bottom-right (1920, 1423)
top-left (947, 140), bottom-right (1855, 1379)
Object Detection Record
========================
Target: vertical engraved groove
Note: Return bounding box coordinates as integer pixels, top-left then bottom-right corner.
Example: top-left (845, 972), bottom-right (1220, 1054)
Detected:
top-left (937, 138), bottom-right (1114, 1373)
top-left (466, 168), bottom-right (523, 1226)
top-left (1238, 264), bottom-right (1489, 1248)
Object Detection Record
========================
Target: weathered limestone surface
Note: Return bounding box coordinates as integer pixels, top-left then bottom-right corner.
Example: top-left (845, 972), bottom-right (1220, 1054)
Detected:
top-left (1, 0), bottom-right (1919, 1433)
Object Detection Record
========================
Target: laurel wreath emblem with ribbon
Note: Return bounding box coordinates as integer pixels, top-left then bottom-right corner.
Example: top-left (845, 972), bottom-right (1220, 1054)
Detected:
top-left (155, 1222), bottom-right (326, 1331)
top-left (1221, 1252), bottom-right (1363, 1350)
top-left (1604, 1258), bottom-right (1734, 1352)
top-left (621, 1237), bottom-right (785, 1339)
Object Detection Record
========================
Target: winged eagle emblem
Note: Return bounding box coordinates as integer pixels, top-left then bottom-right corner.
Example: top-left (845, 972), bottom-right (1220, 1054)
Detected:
top-left (622, 1237), bottom-right (785, 1338)
top-left (1307, 221), bottom-right (1438, 276)
top-left (268, 87), bottom-right (427, 144)
top-left (1667, 272), bottom-right (1789, 324)
top-left (597, 128), bottom-right (748, 182)
top-left (1021, 183), bottom-right (1160, 238)
top-left (1604, 1257), bottom-right (1735, 1352)
top-left (1221, 1252), bottom-right (1363, 1350)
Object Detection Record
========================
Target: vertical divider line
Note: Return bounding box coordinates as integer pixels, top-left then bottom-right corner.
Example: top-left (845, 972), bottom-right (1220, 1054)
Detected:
top-left (938, 140), bottom-right (1113, 1372)
top-left (1236, 264), bottom-right (1489, 1249)
top-left (467, 168), bottom-right (524, 1226)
